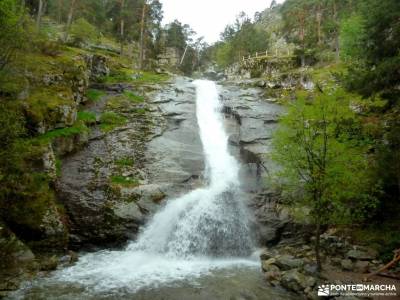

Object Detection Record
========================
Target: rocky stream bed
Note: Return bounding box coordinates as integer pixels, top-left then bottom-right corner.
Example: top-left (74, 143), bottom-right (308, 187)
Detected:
top-left (4, 74), bottom-right (398, 300)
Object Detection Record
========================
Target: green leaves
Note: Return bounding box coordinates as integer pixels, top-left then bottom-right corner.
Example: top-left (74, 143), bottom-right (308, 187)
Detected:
top-left (271, 89), bottom-right (379, 225)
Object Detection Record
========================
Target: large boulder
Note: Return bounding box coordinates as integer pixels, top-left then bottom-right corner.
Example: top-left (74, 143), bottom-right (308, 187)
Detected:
top-left (280, 269), bottom-right (316, 294)
top-left (346, 248), bottom-right (378, 261)
top-left (274, 254), bottom-right (305, 270)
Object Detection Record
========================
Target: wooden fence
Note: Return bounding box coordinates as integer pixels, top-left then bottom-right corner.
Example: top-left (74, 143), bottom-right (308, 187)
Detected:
top-left (242, 49), bottom-right (294, 62)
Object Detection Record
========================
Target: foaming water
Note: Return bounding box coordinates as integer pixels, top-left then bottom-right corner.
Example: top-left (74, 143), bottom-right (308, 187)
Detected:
top-left (12, 80), bottom-right (258, 297)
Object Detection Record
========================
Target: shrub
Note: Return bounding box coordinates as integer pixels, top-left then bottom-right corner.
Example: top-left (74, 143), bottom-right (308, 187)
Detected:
top-left (69, 18), bottom-right (98, 46)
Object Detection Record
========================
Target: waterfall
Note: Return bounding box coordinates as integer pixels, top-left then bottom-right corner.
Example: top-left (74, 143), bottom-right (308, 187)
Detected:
top-left (130, 80), bottom-right (253, 257)
top-left (48, 80), bottom-right (256, 293)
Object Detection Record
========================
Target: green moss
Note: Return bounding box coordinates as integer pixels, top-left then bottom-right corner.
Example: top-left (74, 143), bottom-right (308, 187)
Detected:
top-left (55, 158), bottom-right (62, 177)
top-left (38, 122), bottom-right (89, 141)
top-left (100, 111), bottom-right (127, 132)
top-left (115, 157), bottom-right (135, 167)
top-left (24, 87), bottom-right (74, 125)
top-left (124, 91), bottom-right (144, 103)
top-left (100, 69), bottom-right (169, 84)
top-left (110, 175), bottom-right (139, 187)
top-left (99, 68), bottom-right (133, 83)
top-left (5, 172), bottom-right (53, 230)
top-left (135, 71), bottom-right (170, 84)
top-left (106, 95), bottom-right (133, 111)
top-left (77, 111), bottom-right (97, 125)
top-left (86, 89), bottom-right (105, 102)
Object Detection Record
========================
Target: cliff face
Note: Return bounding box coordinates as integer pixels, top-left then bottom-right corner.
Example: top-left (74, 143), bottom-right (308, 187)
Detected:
top-left (0, 44), bottom-right (173, 290)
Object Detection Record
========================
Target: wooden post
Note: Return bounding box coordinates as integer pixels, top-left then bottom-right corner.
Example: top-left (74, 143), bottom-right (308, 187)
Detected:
top-left (266, 50), bottom-right (268, 56)
top-left (255, 52), bottom-right (258, 58)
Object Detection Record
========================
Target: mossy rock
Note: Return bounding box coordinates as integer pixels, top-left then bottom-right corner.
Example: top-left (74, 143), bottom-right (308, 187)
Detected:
top-left (0, 222), bottom-right (36, 269)
top-left (1, 173), bottom-right (68, 251)
top-left (21, 87), bottom-right (77, 134)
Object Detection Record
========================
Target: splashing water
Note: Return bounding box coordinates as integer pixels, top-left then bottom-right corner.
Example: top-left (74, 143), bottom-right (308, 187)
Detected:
top-left (21, 80), bottom-right (257, 295)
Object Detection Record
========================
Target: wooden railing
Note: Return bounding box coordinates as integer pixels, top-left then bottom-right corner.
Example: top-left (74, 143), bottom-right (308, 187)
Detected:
top-left (242, 49), bottom-right (294, 62)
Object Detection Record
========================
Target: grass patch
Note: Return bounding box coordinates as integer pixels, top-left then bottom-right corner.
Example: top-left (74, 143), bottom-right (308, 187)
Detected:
top-left (38, 122), bottom-right (89, 141)
top-left (110, 175), bottom-right (139, 187)
top-left (86, 89), bottom-right (105, 102)
top-left (100, 111), bottom-right (127, 132)
top-left (115, 157), bottom-right (135, 167)
top-left (124, 91), bottom-right (144, 103)
top-left (99, 69), bottom-right (169, 84)
top-left (77, 111), bottom-right (97, 125)
top-left (134, 71), bottom-right (170, 84)
top-left (100, 68), bottom-right (133, 83)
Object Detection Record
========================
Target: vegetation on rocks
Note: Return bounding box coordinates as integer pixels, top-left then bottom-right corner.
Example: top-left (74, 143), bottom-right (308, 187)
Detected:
top-left (0, 0), bottom-right (399, 297)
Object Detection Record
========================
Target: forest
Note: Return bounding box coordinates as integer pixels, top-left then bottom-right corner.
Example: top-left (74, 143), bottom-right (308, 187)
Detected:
top-left (0, 0), bottom-right (399, 299)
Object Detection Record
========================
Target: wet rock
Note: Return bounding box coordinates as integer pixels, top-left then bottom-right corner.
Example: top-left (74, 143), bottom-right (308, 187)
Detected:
top-left (265, 270), bottom-right (282, 285)
top-left (340, 259), bottom-right (353, 271)
top-left (353, 260), bottom-right (370, 273)
top-left (280, 269), bottom-right (316, 293)
top-left (112, 201), bottom-right (144, 224)
top-left (275, 254), bottom-right (304, 270)
top-left (346, 248), bottom-right (377, 261)
top-left (260, 249), bottom-right (274, 261)
top-left (52, 131), bottom-right (89, 156)
top-left (0, 224), bottom-right (36, 266)
top-left (261, 258), bottom-right (279, 272)
top-left (303, 264), bottom-right (319, 276)
top-left (59, 251), bottom-right (78, 266)
top-left (39, 255), bottom-right (59, 271)
top-left (84, 54), bottom-right (110, 81)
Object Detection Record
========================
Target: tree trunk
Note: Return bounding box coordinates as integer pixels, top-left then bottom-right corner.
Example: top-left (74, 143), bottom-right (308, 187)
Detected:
top-left (316, 4), bottom-right (322, 46)
top-left (139, 1), bottom-right (147, 69)
top-left (36, 0), bottom-right (44, 30)
top-left (57, 0), bottom-right (63, 23)
top-left (119, 0), bottom-right (125, 56)
top-left (333, 0), bottom-right (340, 62)
top-left (64, 0), bottom-right (77, 42)
top-left (315, 218), bottom-right (322, 272)
top-left (298, 12), bottom-right (306, 67)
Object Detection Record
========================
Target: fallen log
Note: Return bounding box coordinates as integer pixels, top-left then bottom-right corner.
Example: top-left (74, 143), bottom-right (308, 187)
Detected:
top-left (364, 249), bottom-right (400, 281)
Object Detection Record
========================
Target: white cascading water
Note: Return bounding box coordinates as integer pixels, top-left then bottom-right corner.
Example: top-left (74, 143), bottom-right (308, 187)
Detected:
top-left (49, 80), bottom-right (257, 293)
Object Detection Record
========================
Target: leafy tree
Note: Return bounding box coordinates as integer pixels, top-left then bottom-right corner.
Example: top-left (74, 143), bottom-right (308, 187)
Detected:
top-left (271, 90), bottom-right (378, 270)
top-left (0, 0), bottom-right (26, 71)
top-left (339, 14), bottom-right (365, 62)
top-left (213, 12), bottom-right (270, 68)
top-left (69, 17), bottom-right (98, 46)
top-left (344, 0), bottom-right (400, 100)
